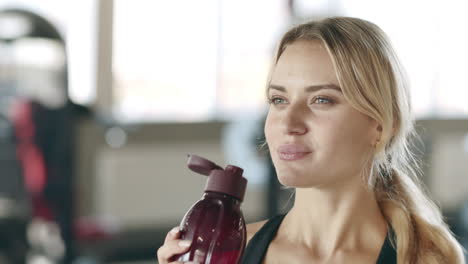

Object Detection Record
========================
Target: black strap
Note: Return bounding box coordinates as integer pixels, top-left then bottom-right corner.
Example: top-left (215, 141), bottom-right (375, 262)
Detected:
top-left (376, 228), bottom-right (397, 264)
top-left (241, 213), bottom-right (396, 264)
top-left (241, 214), bottom-right (287, 264)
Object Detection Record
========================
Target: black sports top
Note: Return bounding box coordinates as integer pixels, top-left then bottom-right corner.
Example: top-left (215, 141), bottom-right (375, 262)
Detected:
top-left (241, 213), bottom-right (397, 264)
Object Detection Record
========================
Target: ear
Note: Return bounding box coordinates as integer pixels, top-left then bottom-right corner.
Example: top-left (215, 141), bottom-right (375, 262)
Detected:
top-left (371, 119), bottom-right (383, 146)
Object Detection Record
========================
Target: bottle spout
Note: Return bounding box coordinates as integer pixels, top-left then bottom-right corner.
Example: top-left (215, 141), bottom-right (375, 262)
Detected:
top-left (225, 165), bottom-right (244, 177)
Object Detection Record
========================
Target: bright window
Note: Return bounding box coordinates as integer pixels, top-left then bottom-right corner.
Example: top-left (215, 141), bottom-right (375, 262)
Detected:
top-left (112, 0), bottom-right (288, 122)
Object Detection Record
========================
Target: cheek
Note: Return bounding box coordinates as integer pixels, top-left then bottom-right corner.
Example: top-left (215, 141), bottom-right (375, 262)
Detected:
top-left (321, 111), bottom-right (374, 161)
top-left (264, 112), bottom-right (276, 145)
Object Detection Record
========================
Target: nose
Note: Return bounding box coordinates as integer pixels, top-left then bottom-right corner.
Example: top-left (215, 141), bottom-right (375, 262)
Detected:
top-left (282, 104), bottom-right (309, 136)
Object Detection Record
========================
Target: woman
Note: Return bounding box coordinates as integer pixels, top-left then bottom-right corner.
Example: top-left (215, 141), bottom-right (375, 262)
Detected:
top-left (157, 17), bottom-right (466, 264)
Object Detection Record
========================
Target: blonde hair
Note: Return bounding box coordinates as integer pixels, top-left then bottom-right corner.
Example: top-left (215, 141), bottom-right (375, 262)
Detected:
top-left (272, 17), bottom-right (466, 263)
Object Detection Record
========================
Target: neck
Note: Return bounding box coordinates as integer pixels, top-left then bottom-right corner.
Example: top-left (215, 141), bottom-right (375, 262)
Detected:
top-left (278, 180), bottom-right (388, 259)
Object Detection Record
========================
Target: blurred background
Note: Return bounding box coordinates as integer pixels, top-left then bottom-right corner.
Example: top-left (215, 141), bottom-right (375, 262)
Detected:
top-left (0, 0), bottom-right (467, 263)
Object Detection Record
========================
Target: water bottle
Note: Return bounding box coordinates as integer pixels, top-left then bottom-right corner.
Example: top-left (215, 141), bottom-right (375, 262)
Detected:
top-left (172, 154), bottom-right (248, 264)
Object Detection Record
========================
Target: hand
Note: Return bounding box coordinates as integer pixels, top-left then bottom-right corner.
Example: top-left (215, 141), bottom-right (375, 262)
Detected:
top-left (157, 226), bottom-right (194, 264)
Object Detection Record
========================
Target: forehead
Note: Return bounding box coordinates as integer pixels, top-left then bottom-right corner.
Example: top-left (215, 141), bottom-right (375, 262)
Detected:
top-left (270, 40), bottom-right (339, 87)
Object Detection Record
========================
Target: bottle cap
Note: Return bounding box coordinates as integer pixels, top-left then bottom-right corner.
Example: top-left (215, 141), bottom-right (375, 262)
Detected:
top-left (187, 155), bottom-right (247, 201)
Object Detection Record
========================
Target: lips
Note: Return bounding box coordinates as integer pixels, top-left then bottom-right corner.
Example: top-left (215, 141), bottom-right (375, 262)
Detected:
top-left (277, 144), bottom-right (312, 161)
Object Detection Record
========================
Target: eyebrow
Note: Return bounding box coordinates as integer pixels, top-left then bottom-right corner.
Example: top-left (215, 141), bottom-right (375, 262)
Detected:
top-left (268, 84), bottom-right (342, 93)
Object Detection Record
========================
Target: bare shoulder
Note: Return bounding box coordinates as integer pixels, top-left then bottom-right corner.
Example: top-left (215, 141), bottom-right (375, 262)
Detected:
top-left (246, 219), bottom-right (269, 243)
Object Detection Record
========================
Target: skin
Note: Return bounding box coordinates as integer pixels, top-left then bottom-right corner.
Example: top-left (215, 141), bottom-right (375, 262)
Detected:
top-left (157, 226), bottom-right (195, 264)
top-left (158, 39), bottom-right (388, 264)
top-left (248, 40), bottom-right (388, 263)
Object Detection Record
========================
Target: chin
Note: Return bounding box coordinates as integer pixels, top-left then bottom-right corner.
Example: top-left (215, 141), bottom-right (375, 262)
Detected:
top-left (277, 172), bottom-right (315, 188)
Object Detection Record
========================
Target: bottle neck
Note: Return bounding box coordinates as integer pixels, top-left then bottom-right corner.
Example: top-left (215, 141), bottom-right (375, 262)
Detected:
top-left (203, 191), bottom-right (241, 206)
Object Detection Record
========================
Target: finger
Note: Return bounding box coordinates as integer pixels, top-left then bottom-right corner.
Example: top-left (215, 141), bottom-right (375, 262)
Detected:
top-left (157, 239), bottom-right (192, 262)
top-left (164, 226), bottom-right (181, 244)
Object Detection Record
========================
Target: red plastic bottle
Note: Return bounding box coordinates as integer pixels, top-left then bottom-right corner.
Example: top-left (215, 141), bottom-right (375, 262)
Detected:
top-left (172, 155), bottom-right (248, 264)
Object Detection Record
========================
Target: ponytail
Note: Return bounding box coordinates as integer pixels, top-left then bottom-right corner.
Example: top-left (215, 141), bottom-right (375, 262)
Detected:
top-left (377, 168), bottom-right (466, 263)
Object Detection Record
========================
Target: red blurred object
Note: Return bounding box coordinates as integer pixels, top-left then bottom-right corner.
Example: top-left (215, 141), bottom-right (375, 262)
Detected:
top-left (10, 100), bottom-right (47, 195)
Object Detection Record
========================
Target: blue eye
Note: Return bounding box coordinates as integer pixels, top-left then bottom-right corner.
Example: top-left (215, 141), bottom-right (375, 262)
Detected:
top-left (268, 97), bottom-right (286, 105)
top-left (313, 97), bottom-right (333, 104)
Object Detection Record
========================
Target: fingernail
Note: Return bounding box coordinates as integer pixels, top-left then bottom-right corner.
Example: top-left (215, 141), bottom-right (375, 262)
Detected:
top-left (170, 227), bottom-right (179, 235)
top-left (178, 240), bottom-right (191, 248)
